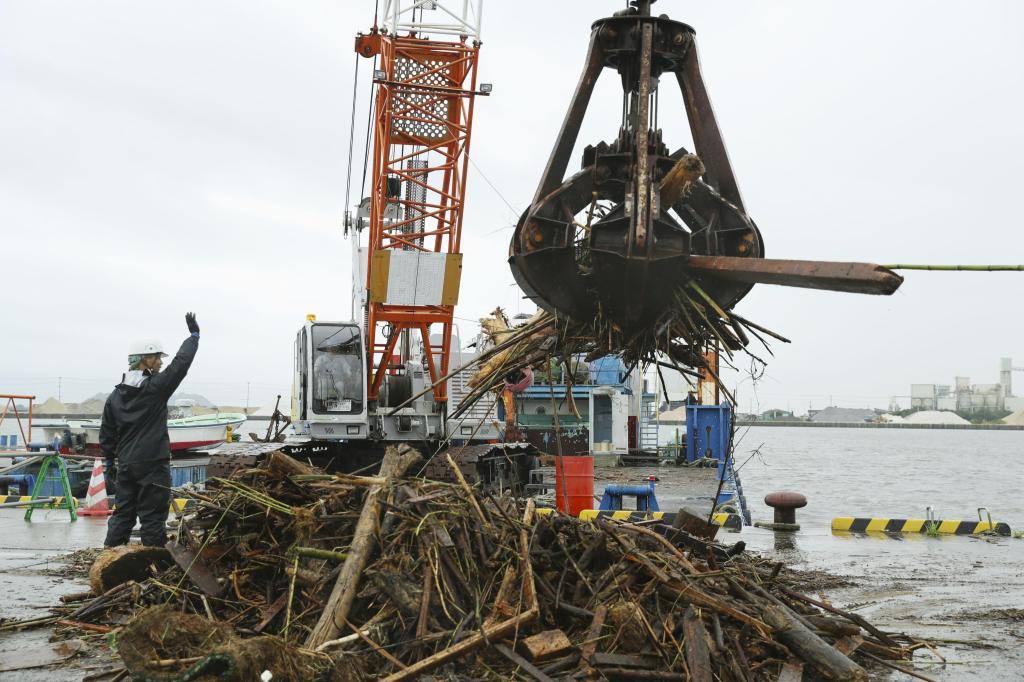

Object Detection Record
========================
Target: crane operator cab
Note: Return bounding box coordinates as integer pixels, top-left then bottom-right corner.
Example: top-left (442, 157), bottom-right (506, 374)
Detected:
top-left (292, 316), bottom-right (444, 444)
top-left (310, 324), bottom-right (363, 415)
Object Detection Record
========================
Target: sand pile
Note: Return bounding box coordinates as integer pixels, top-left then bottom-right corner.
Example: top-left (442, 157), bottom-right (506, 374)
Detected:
top-left (1002, 409), bottom-right (1024, 426)
top-left (33, 397), bottom-right (69, 414)
top-left (903, 410), bottom-right (970, 425)
top-left (659, 405), bottom-right (687, 422)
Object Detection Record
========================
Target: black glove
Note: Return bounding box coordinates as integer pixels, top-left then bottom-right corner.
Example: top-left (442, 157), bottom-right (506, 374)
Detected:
top-left (104, 457), bottom-right (117, 485)
top-left (186, 312), bottom-right (200, 335)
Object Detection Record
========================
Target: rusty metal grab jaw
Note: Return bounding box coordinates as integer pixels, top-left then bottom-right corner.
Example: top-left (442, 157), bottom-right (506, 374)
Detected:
top-left (509, 5), bottom-right (764, 335)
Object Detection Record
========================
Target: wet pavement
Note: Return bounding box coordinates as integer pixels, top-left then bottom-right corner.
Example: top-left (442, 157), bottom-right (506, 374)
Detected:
top-left (746, 526), bottom-right (1024, 681)
top-left (0, 508), bottom-right (115, 679)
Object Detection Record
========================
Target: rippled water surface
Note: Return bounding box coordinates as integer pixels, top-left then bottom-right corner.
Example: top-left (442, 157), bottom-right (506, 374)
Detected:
top-left (725, 426), bottom-right (1024, 527)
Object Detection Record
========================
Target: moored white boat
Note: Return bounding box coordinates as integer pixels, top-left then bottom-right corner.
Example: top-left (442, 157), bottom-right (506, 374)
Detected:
top-left (52, 412), bottom-right (247, 454)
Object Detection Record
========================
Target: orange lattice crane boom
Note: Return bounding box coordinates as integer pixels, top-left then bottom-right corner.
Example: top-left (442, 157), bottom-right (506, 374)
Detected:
top-left (357, 2), bottom-right (485, 403)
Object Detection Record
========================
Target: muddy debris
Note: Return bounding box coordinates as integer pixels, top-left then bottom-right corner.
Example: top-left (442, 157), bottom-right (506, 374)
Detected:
top-left (7, 449), bottom-right (940, 680)
top-left (780, 567), bottom-right (859, 592)
top-left (40, 546), bottom-right (103, 579)
top-left (951, 608), bottom-right (1024, 623)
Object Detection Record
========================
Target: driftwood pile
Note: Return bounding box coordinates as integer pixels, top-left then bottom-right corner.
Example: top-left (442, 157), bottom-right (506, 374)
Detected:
top-left (34, 449), bottom-right (934, 680)
top-left (446, 305), bottom-right (788, 422)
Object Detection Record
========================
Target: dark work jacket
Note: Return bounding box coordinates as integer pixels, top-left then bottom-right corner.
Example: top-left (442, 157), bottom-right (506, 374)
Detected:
top-left (99, 336), bottom-right (199, 468)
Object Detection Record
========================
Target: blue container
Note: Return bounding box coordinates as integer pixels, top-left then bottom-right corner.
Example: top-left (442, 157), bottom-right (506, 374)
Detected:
top-left (588, 355), bottom-right (626, 385)
top-left (2, 473), bottom-right (35, 495)
top-left (170, 463), bottom-right (207, 488)
top-left (685, 403), bottom-right (732, 479)
top-left (37, 468), bottom-right (88, 497)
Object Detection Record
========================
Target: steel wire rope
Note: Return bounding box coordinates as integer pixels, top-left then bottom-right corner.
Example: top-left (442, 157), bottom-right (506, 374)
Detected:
top-left (343, 53), bottom-right (362, 235)
top-left (352, 0), bottom-right (380, 220)
top-left (465, 153), bottom-right (521, 224)
top-left (358, 54), bottom-right (378, 203)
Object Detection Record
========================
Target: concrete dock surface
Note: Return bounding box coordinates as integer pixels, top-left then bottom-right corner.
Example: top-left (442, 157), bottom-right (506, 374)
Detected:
top-left (0, 508), bottom-right (112, 679)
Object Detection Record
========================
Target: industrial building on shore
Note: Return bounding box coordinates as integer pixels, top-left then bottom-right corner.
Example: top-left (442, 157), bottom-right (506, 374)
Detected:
top-left (910, 357), bottom-right (1024, 413)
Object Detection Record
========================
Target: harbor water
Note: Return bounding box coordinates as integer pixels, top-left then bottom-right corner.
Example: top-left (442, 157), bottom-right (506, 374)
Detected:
top-left (726, 425), bottom-right (1024, 528)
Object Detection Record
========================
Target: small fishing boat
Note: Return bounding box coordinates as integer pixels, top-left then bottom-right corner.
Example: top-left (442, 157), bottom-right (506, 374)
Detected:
top-left (49, 413), bottom-right (247, 454)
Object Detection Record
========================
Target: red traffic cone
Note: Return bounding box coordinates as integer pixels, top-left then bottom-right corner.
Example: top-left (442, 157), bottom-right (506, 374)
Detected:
top-left (77, 457), bottom-right (113, 516)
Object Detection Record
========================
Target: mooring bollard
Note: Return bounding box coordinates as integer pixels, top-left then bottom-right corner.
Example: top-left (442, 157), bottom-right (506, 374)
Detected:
top-left (756, 491), bottom-right (807, 532)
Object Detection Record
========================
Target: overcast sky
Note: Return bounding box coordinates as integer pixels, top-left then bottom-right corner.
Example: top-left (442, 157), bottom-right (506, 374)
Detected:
top-left (2, 1), bottom-right (1022, 412)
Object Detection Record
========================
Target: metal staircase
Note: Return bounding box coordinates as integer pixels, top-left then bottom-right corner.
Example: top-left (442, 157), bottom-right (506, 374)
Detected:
top-left (725, 458), bottom-right (752, 526)
top-left (638, 393), bottom-right (660, 456)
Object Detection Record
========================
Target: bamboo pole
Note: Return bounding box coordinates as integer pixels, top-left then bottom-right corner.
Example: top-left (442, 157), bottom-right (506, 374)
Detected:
top-left (292, 547), bottom-right (348, 562)
top-left (883, 264), bottom-right (1024, 271)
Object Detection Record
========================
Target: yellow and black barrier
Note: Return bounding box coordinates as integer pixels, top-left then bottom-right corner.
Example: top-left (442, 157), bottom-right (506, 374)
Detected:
top-left (0, 495), bottom-right (78, 508)
top-left (0, 496), bottom-right (196, 514)
top-left (832, 517), bottom-right (1011, 536)
top-left (169, 498), bottom-right (197, 514)
top-left (536, 508), bottom-right (742, 531)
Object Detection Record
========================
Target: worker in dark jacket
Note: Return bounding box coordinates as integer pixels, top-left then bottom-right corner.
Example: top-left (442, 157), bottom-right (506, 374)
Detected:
top-left (101, 313), bottom-right (200, 547)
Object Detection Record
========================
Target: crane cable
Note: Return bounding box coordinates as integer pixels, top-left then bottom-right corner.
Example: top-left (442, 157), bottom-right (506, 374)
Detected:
top-left (361, 0), bottom-right (381, 202)
top-left (342, 53), bottom-right (361, 236)
top-left (358, 55), bottom-right (378, 210)
top-left (343, 0), bottom-right (382, 236)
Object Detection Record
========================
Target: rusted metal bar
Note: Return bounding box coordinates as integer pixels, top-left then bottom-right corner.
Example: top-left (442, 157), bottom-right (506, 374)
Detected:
top-left (633, 22), bottom-right (654, 251)
top-left (686, 256), bottom-right (903, 295)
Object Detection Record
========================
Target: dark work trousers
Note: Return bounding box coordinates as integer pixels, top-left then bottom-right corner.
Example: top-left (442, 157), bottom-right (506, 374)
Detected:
top-left (104, 460), bottom-right (171, 548)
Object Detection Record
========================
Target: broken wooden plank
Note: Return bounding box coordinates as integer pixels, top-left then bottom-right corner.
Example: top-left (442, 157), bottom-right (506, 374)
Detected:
top-left (590, 652), bottom-right (661, 669)
top-left (253, 592), bottom-right (288, 633)
top-left (520, 629), bottom-right (573, 663)
top-left (776, 660), bottom-right (804, 682)
top-left (595, 670), bottom-right (685, 681)
top-left (833, 635), bottom-right (864, 657)
top-left (165, 541), bottom-right (225, 597)
top-left (682, 605), bottom-right (713, 682)
top-left (495, 643), bottom-right (556, 682)
top-left (672, 507), bottom-right (719, 541)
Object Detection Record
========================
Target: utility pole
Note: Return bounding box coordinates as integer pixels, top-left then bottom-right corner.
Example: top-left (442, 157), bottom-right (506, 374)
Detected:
top-left (245, 382), bottom-right (251, 413)
top-left (58, 377), bottom-right (62, 402)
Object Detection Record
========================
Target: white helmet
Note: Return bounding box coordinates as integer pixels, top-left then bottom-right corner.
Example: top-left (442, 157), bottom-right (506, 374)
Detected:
top-left (128, 340), bottom-right (167, 357)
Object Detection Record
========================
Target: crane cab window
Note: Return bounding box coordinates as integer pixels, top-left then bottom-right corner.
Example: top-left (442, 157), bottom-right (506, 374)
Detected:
top-left (312, 324), bottom-right (363, 414)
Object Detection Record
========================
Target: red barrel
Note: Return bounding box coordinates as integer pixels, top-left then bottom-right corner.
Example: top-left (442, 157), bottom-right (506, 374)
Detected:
top-left (554, 456), bottom-right (594, 516)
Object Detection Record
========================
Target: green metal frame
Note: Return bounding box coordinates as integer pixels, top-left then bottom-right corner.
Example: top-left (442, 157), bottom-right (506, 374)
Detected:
top-left (24, 454), bottom-right (77, 521)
